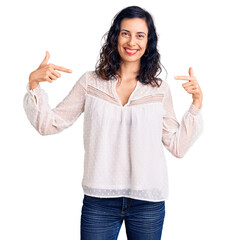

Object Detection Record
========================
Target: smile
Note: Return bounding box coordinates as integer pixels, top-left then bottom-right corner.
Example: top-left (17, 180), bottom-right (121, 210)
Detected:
top-left (124, 48), bottom-right (138, 55)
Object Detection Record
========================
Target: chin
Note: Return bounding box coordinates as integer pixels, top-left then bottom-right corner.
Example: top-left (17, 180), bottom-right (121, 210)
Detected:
top-left (121, 58), bottom-right (141, 64)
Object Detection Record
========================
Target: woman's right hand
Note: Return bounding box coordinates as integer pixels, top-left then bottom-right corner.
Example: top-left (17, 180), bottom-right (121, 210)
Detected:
top-left (29, 51), bottom-right (73, 90)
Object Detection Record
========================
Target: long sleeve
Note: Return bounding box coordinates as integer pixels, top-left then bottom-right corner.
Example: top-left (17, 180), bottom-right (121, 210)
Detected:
top-left (162, 83), bottom-right (204, 158)
top-left (23, 71), bottom-right (87, 136)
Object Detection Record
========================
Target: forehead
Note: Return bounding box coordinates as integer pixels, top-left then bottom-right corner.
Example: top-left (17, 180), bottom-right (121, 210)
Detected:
top-left (120, 18), bottom-right (148, 33)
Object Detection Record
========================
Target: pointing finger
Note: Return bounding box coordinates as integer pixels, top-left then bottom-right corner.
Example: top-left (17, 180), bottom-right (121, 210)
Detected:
top-left (51, 64), bottom-right (72, 73)
top-left (174, 76), bottom-right (195, 81)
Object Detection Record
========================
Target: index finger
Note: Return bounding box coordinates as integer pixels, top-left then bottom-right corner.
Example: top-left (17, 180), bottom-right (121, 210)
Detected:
top-left (174, 76), bottom-right (194, 81)
top-left (52, 64), bottom-right (72, 73)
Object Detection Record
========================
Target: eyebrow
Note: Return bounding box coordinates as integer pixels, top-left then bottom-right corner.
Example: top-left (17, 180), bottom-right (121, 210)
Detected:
top-left (120, 29), bottom-right (147, 35)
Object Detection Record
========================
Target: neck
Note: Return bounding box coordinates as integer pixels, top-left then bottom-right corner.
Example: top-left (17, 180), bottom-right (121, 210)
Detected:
top-left (117, 61), bottom-right (140, 83)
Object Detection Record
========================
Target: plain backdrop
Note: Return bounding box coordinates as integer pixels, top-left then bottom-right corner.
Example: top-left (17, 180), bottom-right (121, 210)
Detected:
top-left (0, 0), bottom-right (226, 239)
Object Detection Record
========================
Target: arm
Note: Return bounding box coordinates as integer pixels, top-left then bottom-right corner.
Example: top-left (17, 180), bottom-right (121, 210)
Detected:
top-left (23, 71), bottom-right (87, 136)
top-left (162, 83), bottom-right (204, 158)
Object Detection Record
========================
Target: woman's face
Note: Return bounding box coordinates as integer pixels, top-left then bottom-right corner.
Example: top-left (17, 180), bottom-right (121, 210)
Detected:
top-left (117, 17), bottom-right (148, 63)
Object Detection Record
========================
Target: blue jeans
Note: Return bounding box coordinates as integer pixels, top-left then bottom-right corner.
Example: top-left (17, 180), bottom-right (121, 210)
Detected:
top-left (80, 194), bottom-right (165, 240)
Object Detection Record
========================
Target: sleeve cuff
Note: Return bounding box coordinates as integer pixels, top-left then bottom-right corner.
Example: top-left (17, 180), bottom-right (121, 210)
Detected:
top-left (188, 103), bottom-right (203, 116)
top-left (26, 82), bottom-right (41, 97)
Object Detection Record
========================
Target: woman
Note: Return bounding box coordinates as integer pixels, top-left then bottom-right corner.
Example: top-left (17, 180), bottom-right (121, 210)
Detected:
top-left (23, 5), bottom-right (203, 240)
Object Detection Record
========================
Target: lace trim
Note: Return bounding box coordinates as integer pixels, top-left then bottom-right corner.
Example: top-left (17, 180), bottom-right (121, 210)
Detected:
top-left (87, 84), bottom-right (165, 107)
top-left (131, 93), bottom-right (164, 106)
top-left (87, 84), bottom-right (119, 106)
top-left (82, 185), bottom-right (166, 201)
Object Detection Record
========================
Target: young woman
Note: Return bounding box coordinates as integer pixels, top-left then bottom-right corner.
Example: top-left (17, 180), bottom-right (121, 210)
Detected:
top-left (24, 5), bottom-right (203, 240)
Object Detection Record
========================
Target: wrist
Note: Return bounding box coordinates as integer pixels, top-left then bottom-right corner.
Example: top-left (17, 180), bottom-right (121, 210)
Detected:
top-left (29, 80), bottom-right (39, 90)
top-left (192, 100), bottom-right (202, 109)
top-left (29, 73), bottom-right (39, 90)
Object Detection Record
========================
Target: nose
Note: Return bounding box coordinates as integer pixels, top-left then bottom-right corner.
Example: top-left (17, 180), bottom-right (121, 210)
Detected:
top-left (127, 35), bottom-right (136, 47)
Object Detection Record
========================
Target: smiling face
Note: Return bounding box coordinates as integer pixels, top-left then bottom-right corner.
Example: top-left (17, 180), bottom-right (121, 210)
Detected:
top-left (117, 17), bottom-right (149, 64)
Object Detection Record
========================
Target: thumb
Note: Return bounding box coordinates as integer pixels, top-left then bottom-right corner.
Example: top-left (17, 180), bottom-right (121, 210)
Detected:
top-left (39, 50), bottom-right (50, 68)
top-left (189, 67), bottom-right (195, 77)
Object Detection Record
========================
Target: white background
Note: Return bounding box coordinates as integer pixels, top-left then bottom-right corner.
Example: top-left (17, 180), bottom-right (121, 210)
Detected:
top-left (0, 0), bottom-right (226, 239)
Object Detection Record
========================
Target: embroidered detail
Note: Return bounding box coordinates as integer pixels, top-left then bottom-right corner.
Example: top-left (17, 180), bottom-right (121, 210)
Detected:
top-left (87, 84), bottom-right (119, 105)
top-left (80, 82), bottom-right (87, 92)
top-left (130, 93), bottom-right (164, 106)
top-left (83, 185), bottom-right (165, 201)
top-left (87, 84), bottom-right (164, 107)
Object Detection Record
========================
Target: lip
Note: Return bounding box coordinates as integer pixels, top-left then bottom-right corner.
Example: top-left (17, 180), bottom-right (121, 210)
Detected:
top-left (125, 47), bottom-right (138, 50)
top-left (124, 47), bottom-right (138, 55)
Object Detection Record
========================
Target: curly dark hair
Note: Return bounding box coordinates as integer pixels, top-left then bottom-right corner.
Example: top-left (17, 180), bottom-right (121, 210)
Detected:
top-left (95, 5), bottom-right (166, 88)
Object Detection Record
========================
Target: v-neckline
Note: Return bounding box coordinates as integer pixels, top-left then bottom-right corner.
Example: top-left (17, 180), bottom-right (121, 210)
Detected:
top-left (112, 77), bottom-right (139, 108)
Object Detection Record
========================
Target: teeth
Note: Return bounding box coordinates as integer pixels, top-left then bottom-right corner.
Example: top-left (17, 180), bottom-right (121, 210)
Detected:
top-left (125, 48), bottom-right (137, 53)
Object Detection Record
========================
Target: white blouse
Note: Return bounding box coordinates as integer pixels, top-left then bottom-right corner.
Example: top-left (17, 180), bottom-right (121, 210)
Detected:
top-left (23, 70), bottom-right (204, 202)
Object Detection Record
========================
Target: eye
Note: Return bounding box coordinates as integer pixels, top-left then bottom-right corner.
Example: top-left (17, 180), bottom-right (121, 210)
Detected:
top-left (122, 32), bottom-right (128, 36)
top-left (138, 34), bottom-right (145, 39)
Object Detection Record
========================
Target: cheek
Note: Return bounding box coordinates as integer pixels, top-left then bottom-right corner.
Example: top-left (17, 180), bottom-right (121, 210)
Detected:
top-left (142, 45), bottom-right (147, 52)
top-left (117, 37), bottom-right (124, 47)
top-left (143, 40), bottom-right (148, 48)
top-left (141, 42), bottom-right (148, 52)
top-left (117, 44), bottom-right (122, 55)
top-left (117, 40), bottom-right (126, 53)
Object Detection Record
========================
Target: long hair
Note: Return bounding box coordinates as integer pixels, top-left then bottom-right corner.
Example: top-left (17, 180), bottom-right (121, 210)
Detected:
top-left (95, 5), bottom-right (166, 87)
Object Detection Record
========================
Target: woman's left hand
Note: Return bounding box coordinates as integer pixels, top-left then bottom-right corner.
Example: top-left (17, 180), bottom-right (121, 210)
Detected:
top-left (174, 67), bottom-right (203, 109)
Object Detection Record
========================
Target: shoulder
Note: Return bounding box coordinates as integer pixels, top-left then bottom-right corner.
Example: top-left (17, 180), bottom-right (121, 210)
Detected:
top-left (83, 70), bottom-right (101, 82)
top-left (85, 70), bottom-right (111, 86)
top-left (152, 80), bottom-right (170, 95)
top-left (75, 70), bottom-right (97, 88)
top-left (150, 80), bottom-right (172, 103)
top-left (159, 80), bottom-right (169, 90)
